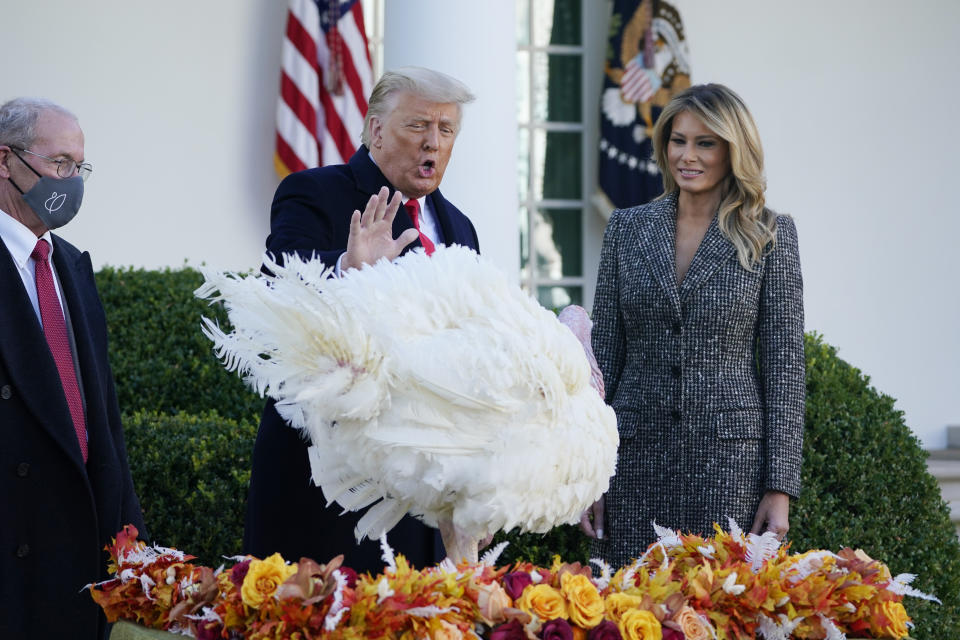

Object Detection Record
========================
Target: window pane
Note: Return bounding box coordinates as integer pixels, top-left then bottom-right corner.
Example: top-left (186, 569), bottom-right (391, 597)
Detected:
top-left (547, 53), bottom-right (581, 122)
top-left (535, 129), bottom-right (581, 200)
top-left (534, 208), bottom-right (582, 278)
top-left (520, 206), bottom-right (531, 278)
top-left (537, 285), bottom-right (582, 310)
top-left (516, 0), bottom-right (530, 45)
top-left (517, 51), bottom-right (530, 124)
top-left (518, 127), bottom-right (530, 202)
top-left (533, 53), bottom-right (580, 123)
top-left (532, 0), bottom-right (581, 46)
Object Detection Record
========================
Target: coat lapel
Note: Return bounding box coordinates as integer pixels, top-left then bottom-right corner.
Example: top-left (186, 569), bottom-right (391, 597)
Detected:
top-left (0, 237), bottom-right (85, 469)
top-left (631, 194), bottom-right (682, 321)
top-left (677, 214), bottom-right (736, 303)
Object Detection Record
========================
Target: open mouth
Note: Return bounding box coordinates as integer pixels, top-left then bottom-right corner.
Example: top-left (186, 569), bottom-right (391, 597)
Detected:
top-left (679, 168), bottom-right (703, 178)
top-left (418, 160), bottom-right (435, 178)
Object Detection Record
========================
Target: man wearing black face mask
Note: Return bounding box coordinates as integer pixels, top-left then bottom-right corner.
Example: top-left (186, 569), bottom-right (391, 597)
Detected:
top-left (0, 97), bottom-right (145, 640)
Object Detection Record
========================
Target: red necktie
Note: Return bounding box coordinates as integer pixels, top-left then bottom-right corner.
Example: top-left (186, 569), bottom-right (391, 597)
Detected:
top-left (32, 239), bottom-right (88, 462)
top-left (404, 199), bottom-right (436, 255)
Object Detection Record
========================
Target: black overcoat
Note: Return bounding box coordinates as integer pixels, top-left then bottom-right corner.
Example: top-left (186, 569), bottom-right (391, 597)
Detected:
top-left (0, 234), bottom-right (145, 639)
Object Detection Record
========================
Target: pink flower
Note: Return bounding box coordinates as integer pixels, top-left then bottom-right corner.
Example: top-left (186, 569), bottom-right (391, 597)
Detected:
top-left (540, 618), bottom-right (574, 640)
top-left (491, 620), bottom-right (527, 640)
top-left (503, 572), bottom-right (534, 600)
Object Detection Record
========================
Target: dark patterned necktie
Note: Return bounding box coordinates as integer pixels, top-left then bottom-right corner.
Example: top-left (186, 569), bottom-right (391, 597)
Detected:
top-left (31, 239), bottom-right (88, 462)
top-left (403, 199), bottom-right (436, 255)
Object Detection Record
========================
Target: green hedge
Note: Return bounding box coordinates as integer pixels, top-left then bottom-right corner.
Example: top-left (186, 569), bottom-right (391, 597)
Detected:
top-left (123, 410), bottom-right (257, 566)
top-left (99, 267), bottom-right (960, 637)
top-left (791, 333), bottom-right (960, 637)
top-left (95, 266), bottom-right (262, 422)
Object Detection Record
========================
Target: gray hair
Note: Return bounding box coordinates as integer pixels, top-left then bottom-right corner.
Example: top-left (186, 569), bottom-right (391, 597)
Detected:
top-left (0, 97), bottom-right (77, 149)
top-left (361, 67), bottom-right (475, 146)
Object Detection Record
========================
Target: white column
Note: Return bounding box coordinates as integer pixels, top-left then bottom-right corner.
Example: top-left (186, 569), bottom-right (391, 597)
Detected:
top-left (383, 1), bottom-right (519, 281)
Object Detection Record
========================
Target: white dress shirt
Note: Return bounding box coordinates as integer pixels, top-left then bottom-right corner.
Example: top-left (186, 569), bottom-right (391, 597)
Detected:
top-left (0, 209), bottom-right (66, 323)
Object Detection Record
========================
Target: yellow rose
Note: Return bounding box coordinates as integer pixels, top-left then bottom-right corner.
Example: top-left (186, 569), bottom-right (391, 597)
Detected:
top-left (672, 606), bottom-right (710, 640)
top-left (475, 580), bottom-right (512, 624)
top-left (870, 601), bottom-right (910, 639)
top-left (433, 619), bottom-right (464, 640)
top-left (240, 553), bottom-right (298, 608)
top-left (604, 593), bottom-right (645, 624)
top-left (618, 609), bottom-right (662, 640)
top-left (517, 583), bottom-right (568, 621)
top-left (560, 573), bottom-right (604, 627)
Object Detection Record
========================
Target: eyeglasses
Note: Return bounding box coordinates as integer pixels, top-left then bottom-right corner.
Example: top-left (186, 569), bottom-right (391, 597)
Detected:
top-left (11, 147), bottom-right (93, 182)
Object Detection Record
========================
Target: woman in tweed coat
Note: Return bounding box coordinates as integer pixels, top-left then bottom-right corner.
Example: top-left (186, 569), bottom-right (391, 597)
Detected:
top-left (585, 84), bottom-right (805, 568)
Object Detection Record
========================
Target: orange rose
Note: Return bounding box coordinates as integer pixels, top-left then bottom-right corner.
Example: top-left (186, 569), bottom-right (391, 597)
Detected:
top-left (517, 584), bottom-right (567, 621)
top-left (604, 593), bottom-right (644, 624)
top-left (560, 573), bottom-right (604, 628)
top-left (672, 606), bottom-right (710, 640)
top-left (240, 553), bottom-right (298, 608)
top-left (475, 580), bottom-right (513, 624)
top-left (618, 609), bottom-right (662, 640)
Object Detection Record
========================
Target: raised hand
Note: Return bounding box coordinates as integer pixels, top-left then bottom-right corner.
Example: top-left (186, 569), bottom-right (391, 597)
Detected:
top-left (341, 186), bottom-right (420, 271)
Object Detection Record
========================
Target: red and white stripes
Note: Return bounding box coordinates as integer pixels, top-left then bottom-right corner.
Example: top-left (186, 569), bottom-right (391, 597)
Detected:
top-left (275, 0), bottom-right (372, 177)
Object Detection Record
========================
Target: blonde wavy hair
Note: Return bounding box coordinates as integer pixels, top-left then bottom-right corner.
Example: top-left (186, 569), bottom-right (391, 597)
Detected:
top-left (651, 83), bottom-right (777, 270)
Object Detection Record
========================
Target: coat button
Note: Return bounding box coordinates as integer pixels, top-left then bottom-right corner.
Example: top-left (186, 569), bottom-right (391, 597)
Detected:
top-left (671, 365), bottom-right (681, 379)
top-left (16, 544), bottom-right (30, 558)
top-left (672, 323), bottom-right (681, 335)
top-left (16, 463), bottom-right (30, 477)
top-left (671, 410), bottom-right (681, 421)
top-left (0, 385), bottom-right (11, 400)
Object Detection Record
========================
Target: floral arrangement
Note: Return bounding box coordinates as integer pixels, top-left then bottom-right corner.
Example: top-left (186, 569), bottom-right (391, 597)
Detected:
top-left (88, 522), bottom-right (938, 640)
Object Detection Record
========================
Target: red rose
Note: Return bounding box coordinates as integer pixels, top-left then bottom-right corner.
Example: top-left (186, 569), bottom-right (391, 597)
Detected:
top-left (587, 620), bottom-right (621, 640)
top-left (540, 618), bottom-right (574, 640)
top-left (491, 620), bottom-right (527, 640)
top-left (503, 572), bottom-right (534, 600)
top-left (229, 559), bottom-right (251, 588)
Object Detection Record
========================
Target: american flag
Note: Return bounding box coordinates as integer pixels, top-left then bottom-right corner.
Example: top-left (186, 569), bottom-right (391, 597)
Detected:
top-left (275, 0), bottom-right (373, 177)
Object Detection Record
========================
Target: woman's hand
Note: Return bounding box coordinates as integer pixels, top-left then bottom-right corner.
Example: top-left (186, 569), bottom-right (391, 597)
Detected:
top-left (750, 490), bottom-right (790, 540)
top-left (579, 495), bottom-right (605, 539)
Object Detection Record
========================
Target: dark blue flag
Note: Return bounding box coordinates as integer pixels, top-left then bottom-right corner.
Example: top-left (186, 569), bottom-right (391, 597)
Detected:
top-left (597, 0), bottom-right (691, 212)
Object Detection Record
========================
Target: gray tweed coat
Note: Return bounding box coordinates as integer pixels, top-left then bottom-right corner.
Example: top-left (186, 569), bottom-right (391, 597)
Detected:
top-left (590, 191), bottom-right (805, 568)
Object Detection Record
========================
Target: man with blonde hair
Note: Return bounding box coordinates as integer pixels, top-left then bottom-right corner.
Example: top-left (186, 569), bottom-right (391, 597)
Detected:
top-left (245, 67), bottom-right (479, 573)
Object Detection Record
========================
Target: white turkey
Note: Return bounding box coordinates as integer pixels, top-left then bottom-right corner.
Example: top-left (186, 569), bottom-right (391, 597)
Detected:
top-left (196, 245), bottom-right (618, 564)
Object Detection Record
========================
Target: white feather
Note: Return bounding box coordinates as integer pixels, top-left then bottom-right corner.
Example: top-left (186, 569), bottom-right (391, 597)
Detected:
top-left (197, 246), bottom-right (619, 545)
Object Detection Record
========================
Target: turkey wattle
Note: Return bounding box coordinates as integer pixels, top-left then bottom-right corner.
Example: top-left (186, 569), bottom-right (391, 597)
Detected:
top-left (197, 245), bottom-right (618, 564)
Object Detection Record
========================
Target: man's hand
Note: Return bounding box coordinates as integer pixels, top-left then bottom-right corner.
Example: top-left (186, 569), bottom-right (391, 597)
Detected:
top-left (579, 495), bottom-right (605, 539)
top-left (750, 490), bottom-right (790, 540)
top-left (341, 186), bottom-right (420, 271)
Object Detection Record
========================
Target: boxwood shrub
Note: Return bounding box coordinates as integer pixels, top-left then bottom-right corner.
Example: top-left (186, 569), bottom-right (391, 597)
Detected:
top-left (95, 265), bottom-right (261, 422)
top-left (123, 410), bottom-right (257, 566)
top-left (97, 267), bottom-right (959, 636)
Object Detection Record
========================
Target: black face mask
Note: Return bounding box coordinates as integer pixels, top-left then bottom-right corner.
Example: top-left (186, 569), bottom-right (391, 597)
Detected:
top-left (8, 150), bottom-right (84, 231)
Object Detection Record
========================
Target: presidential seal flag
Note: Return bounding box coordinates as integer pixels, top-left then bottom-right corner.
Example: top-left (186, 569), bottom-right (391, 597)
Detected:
top-left (275, 0), bottom-right (373, 177)
top-left (596, 0), bottom-right (691, 215)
